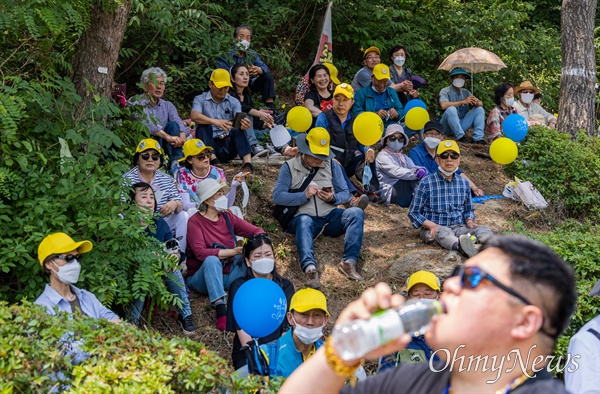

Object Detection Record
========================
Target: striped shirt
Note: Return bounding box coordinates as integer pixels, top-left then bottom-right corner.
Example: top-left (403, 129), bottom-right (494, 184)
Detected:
top-left (408, 171), bottom-right (475, 228)
top-left (122, 167), bottom-right (181, 209)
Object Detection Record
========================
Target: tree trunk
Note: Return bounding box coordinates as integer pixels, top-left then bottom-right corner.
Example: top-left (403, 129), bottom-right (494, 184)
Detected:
top-left (558, 0), bottom-right (597, 137)
top-left (71, 0), bottom-right (133, 109)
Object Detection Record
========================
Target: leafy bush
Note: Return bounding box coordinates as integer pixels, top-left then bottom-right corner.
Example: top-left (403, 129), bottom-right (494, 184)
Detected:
top-left (0, 301), bottom-right (279, 392)
top-left (505, 126), bottom-right (600, 220)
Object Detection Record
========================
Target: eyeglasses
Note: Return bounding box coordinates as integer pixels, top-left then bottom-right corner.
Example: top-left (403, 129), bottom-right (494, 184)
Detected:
top-left (423, 131), bottom-right (442, 137)
top-left (451, 265), bottom-right (532, 306)
top-left (191, 153), bottom-right (209, 161)
top-left (141, 152), bottom-right (161, 161)
top-left (56, 254), bottom-right (82, 263)
top-left (387, 136), bottom-right (403, 142)
top-left (365, 55), bottom-right (380, 60)
top-left (244, 233), bottom-right (271, 245)
top-left (439, 152), bottom-right (460, 160)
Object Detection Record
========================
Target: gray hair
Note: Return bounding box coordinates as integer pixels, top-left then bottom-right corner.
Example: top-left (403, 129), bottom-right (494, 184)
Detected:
top-left (234, 26), bottom-right (252, 39)
top-left (140, 67), bottom-right (167, 85)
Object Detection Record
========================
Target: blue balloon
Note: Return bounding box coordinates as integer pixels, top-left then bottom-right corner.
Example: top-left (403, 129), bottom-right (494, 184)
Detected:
top-left (233, 278), bottom-right (287, 338)
top-left (403, 99), bottom-right (427, 113)
top-left (502, 114), bottom-right (529, 142)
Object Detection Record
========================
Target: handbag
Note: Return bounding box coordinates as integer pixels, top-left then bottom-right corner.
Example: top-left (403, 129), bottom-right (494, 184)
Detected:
top-left (273, 163), bottom-right (320, 229)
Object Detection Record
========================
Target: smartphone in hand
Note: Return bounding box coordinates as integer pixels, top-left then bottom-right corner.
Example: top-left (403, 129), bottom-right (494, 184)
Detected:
top-left (233, 112), bottom-right (248, 129)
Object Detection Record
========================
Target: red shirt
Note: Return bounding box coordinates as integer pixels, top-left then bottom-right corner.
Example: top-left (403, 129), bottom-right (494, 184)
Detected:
top-left (185, 212), bottom-right (263, 277)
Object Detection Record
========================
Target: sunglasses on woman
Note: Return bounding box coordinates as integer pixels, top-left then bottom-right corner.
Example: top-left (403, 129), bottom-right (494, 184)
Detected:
top-left (141, 152), bottom-right (161, 161)
top-left (244, 233), bottom-right (271, 244)
top-left (191, 153), bottom-right (209, 161)
top-left (387, 136), bottom-right (404, 142)
top-left (55, 254), bottom-right (82, 263)
top-left (439, 152), bottom-right (460, 160)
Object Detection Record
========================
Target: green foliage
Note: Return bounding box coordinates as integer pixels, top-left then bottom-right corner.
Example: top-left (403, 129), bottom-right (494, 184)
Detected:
top-left (505, 126), bottom-right (600, 220)
top-left (532, 223), bottom-right (600, 370)
top-left (0, 301), bottom-right (279, 392)
top-left (0, 74), bottom-right (180, 315)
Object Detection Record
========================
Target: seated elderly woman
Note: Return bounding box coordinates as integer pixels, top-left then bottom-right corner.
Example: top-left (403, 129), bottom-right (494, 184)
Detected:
top-left (127, 182), bottom-right (196, 335)
top-left (303, 64), bottom-right (334, 127)
top-left (486, 83), bottom-right (518, 142)
top-left (185, 178), bottom-right (264, 330)
top-left (513, 81), bottom-right (557, 128)
top-left (175, 138), bottom-right (243, 215)
top-left (376, 124), bottom-right (427, 207)
top-left (133, 67), bottom-right (189, 171)
top-left (35, 232), bottom-right (120, 322)
top-left (226, 233), bottom-right (294, 371)
top-left (122, 139), bottom-right (187, 253)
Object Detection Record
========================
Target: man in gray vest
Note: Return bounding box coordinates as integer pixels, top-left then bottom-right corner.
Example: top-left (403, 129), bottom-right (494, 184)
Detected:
top-left (272, 127), bottom-right (365, 289)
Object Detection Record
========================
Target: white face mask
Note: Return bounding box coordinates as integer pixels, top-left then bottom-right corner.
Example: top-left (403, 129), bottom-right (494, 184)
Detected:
top-left (213, 195), bottom-right (228, 211)
top-left (504, 97), bottom-right (515, 107)
top-left (424, 137), bottom-right (441, 149)
top-left (393, 56), bottom-right (405, 67)
top-left (236, 39), bottom-right (250, 52)
top-left (521, 93), bottom-right (534, 104)
top-left (452, 78), bottom-right (465, 88)
top-left (250, 257), bottom-right (275, 275)
top-left (292, 315), bottom-right (324, 345)
top-left (52, 260), bottom-right (81, 285)
top-left (438, 165), bottom-right (458, 177)
top-left (387, 139), bottom-right (404, 152)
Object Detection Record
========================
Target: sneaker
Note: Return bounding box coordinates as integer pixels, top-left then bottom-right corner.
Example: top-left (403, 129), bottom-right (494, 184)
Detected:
top-left (458, 234), bottom-right (478, 258)
top-left (265, 143), bottom-right (280, 156)
top-left (178, 314), bottom-right (197, 335)
top-left (472, 139), bottom-right (487, 145)
top-left (350, 194), bottom-right (369, 211)
top-left (338, 261), bottom-right (364, 281)
top-left (305, 268), bottom-right (321, 289)
top-left (457, 136), bottom-right (468, 143)
top-left (251, 144), bottom-right (269, 157)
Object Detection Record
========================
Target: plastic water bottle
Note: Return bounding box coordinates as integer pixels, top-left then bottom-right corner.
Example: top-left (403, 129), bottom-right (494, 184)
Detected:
top-left (331, 298), bottom-right (445, 361)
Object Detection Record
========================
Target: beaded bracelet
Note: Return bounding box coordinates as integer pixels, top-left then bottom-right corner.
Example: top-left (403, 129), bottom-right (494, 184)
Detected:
top-left (324, 337), bottom-right (362, 387)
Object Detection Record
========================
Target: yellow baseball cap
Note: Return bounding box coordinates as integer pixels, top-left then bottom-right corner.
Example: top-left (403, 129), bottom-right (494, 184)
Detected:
top-left (210, 68), bottom-right (233, 89)
top-left (373, 64), bottom-right (390, 80)
top-left (363, 46), bottom-right (381, 58)
top-left (407, 271), bottom-right (441, 292)
top-left (136, 138), bottom-right (163, 154)
top-left (437, 140), bottom-right (461, 155)
top-left (290, 288), bottom-right (330, 315)
top-left (38, 232), bottom-right (93, 265)
top-left (333, 83), bottom-right (354, 99)
top-left (297, 127), bottom-right (334, 160)
top-left (178, 138), bottom-right (213, 162)
top-left (322, 62), bottom-right (341, 85)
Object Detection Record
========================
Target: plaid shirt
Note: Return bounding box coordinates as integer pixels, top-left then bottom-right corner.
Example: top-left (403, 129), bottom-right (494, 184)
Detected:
top-left (487, 105), bottom-right (518, 141)
top-left (408, 171), bottom-right (475, 228)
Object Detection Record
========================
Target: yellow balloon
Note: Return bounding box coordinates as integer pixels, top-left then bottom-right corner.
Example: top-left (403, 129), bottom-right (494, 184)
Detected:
top-left (405, 107), bottom-right (430, 130)
top-left (353, 112), bottom-right (384, 146)
top-left (286, 106), bottom-right (312, 132)
top-left (489, 137), bottom-right (518, 165)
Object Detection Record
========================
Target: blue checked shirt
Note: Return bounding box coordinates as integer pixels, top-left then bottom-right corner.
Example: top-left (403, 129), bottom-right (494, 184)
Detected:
top-left (408, 171), bottom-right (475, 228)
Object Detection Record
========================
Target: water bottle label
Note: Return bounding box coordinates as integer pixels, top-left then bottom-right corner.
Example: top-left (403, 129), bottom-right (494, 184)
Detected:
top-left (372, 309), bottom-right (405, 345)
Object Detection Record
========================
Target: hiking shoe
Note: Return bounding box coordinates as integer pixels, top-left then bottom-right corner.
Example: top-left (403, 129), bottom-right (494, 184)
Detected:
top-left (338, 261), bottom-right (364, 281)
top-left (178, 314), bottom-right (197, 335)
top-left (472, 139), bottom-right (487, 145)
top-left (349, 194), bottom-right (369, 211)
top-left (251, 144), bottom-right (269, 157)
top-left (458, 234), bottom-right (478, 258)
top-left (457, 136), bottom-right (468, 143)
top-left (305, 268), bottom-right (321, 289)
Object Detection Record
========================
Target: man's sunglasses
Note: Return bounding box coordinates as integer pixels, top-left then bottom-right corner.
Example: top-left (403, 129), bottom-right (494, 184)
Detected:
top-left (191, 153), bottom-right (209, 161)
top-left (141, 152), bottom-right (161, 161)
top-left (56, 254), bottom-right (82, 263)
top-left (439, 152), bottom-right (460, 160)
top-left (451, 265), bottom-right (556, 338)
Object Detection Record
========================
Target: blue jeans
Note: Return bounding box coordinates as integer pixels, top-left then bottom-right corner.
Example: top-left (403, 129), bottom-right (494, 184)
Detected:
top-left (185, 255), bottom-right (246, 303)
top-left (440, 106), bottom-right (485, 141)
top-left (152, 121), bottom-right (184, 162)
top-left (128, 269), bottom-right (192, 320)
top-left (288, 208), bottom-right (364, 271)
top-left (196, 124), bottom-right (252, 163)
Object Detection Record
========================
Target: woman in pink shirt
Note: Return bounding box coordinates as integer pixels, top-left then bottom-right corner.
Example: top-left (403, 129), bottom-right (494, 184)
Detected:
top-left (184, 178), bottom-right (263, 330)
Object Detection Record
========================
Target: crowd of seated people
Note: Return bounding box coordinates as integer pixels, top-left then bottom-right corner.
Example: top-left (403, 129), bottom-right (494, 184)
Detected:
top-left (34, 27), bottom-right (588, 390)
